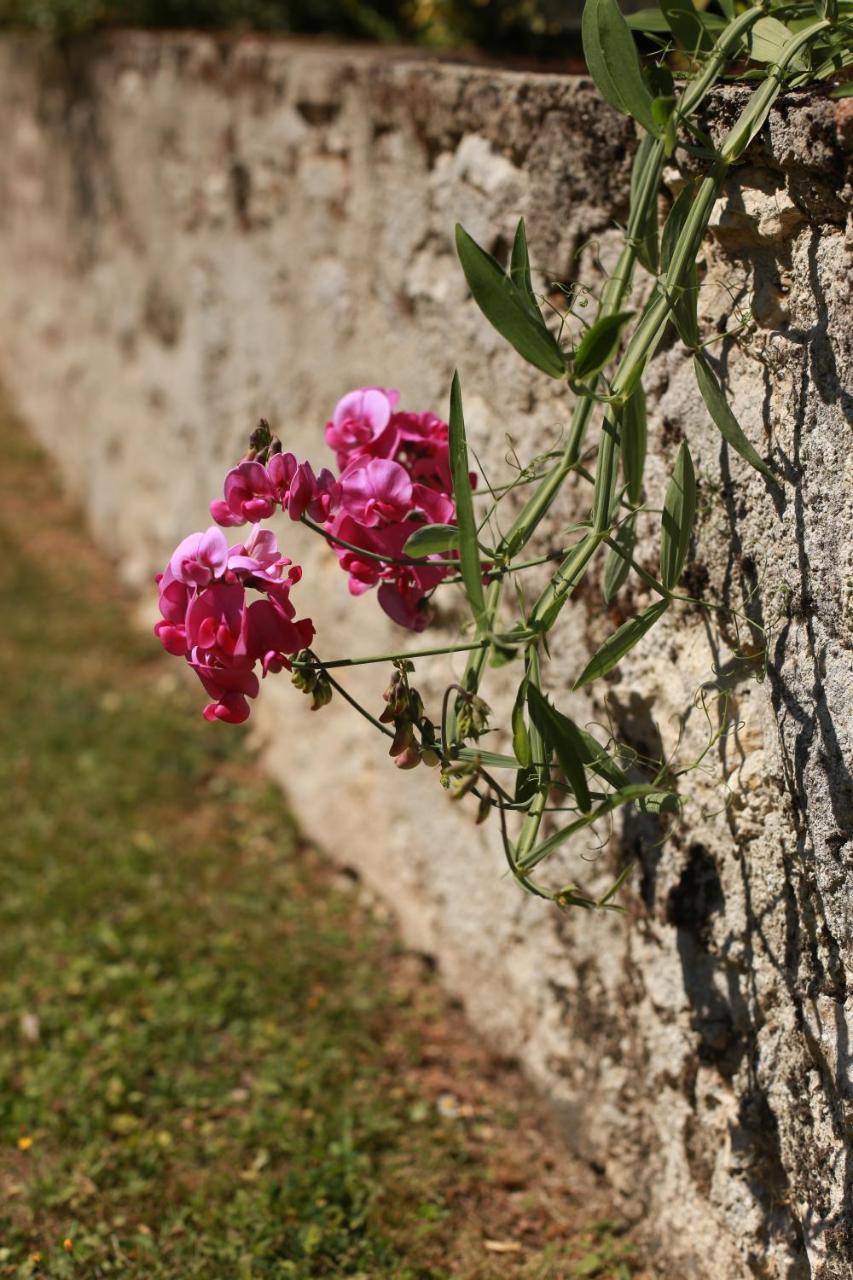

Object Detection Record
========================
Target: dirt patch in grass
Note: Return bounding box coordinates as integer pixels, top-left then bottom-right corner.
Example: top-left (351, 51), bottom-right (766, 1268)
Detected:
top-left (0, 403), bottom-right (654, 1279)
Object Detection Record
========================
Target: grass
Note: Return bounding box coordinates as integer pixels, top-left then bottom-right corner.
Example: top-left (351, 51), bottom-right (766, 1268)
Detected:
top-left (0, 410), bottom-right (650, 1279)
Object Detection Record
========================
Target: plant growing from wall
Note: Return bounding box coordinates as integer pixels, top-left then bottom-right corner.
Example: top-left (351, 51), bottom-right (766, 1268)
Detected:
top-left (157, 0), bottom-right (851, 908)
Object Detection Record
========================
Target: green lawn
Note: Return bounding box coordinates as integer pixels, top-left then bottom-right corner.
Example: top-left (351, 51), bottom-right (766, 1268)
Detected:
top-left (0, 414), bottom-right (646, 1279)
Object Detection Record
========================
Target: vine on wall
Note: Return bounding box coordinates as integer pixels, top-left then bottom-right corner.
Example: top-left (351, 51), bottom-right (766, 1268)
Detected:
top-left (156, 0), bottom-right (852, 908)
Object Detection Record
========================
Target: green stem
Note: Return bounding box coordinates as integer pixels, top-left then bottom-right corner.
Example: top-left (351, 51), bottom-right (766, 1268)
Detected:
top-left (533, 16), bottom-right (829, 630)
top-left (301, 515), bottom-right (460, 569)
top-left (296, 639), bottom-right (491, 671)
top-left (320, 668), bottom-right (395, 738)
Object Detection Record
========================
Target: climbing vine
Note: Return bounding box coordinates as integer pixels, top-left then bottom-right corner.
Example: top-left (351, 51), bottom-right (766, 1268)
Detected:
top-left (157, 0), bottom-right (852, 908)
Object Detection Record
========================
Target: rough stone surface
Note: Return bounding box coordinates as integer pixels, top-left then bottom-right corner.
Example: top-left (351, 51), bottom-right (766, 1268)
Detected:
top-left (0, 33), bottom-right (850, 1279)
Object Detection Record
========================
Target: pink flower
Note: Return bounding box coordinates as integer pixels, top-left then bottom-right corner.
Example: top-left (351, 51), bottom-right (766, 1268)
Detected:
top-left (190, 653), bottom-right (259, 724)
top-left (154, 523), bottom-right (314, 724)
top-left (226, 526), bottom-right (300, 588)
top-left (169, 527), bottom-right (229, 588)
top-left (245, 598), bottom-right (315, 675)
top-left (286, 463), bottom-right (340, 523)
top-left (266, 451), bottom-right (298, 504)
top-left (338, 458), bottom-right (413, 527)
top-left (325, 387), bottom-right (399, 466)
top-left (154, 566), bottom-right (191, 655)
top-left (211, 461), bottom-right (278, 526)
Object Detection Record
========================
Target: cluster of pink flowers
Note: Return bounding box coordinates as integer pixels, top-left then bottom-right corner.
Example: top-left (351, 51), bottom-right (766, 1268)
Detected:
top-left (155, 387), bottom-right (457, 720)
top-left (323, 388), bottom-right (455, 632)
top-left (155, 525), bottom-right (314, 724)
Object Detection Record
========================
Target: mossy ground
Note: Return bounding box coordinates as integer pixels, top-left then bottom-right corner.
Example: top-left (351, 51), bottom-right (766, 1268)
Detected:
top-left (0, 411), bottom-right (651, 1279)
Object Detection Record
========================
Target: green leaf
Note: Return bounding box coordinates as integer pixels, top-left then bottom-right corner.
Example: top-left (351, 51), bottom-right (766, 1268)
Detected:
top-left (660, 0), bottom-right (714, 53)
top-left (660, 440), bottom-right (696, 591)
top-left (830, 81), bottom-right (853, 97)
top-left (622, 384), bottom-right (647, 506)
top-left (751, 16), bottom-right (801, 64)
top-left (627, 5), bottom-right (724, 34)
top-left (574, 598), bottom-right (670, 688)
top-left (514, 764), bottom-right (539, 806)
top-left (602, 517), bottom-right (636, 603)
top-left (455, 225), bottom-right (566, 379)
top-left (448, 372), bottom-right (487, 629)
top-left (598, 861), bottom-right (635, 907)
top-left (629, 135), bottom-right (660, 275)
top-left (402, 524), bottom-right (459, 557)
top-left (651, 95), bottom-right (678, 154)
top-left (636, 791), bottom-right (683, 814)
top-left (661, 183), bottom-right (693, 271)
top-left (572, 311), bottom-right (634, 381)
top-left (527, 685), bottom-right (592, 813)
top-left (693, 352), bottom-right (776, 483)
top-left (581, 0), bottom-right (659, 135)
top-left (661, 184), bottom-right (700, 347)
top-left (517, 783), bottom-right (666, 871)
top-left (509, 219), bottom-right (538, 313)
top-left (626, 6), bottom-right (674, 32)
top-left (577, 728), bottom-right (630, 789)
top-left (511, 681), bottom-right (532, 769)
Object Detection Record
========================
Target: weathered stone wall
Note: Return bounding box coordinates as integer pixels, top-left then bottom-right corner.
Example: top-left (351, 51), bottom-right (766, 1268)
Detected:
top-left (0, 33), bottom-right (850, 1278)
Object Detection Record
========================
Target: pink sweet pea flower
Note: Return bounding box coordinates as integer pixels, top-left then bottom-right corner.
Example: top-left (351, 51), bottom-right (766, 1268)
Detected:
top-left (156, 515), bottom-right (315, 724)
top-left (246, 599), bottom-right (315, 675)
top-left (339, 458), bottom-right (413, 527)
top-left (266, 451), bottom-right (298, 505)
top-left (189, 653), bottom-right (260, 724)
top-left (377, 572), bottom-right (437, 633)
top-left (325, 387), bottom-right (400, 465)
top-left (154, 565), bottom-right (191, 655)
top-left (226, 527), bottom-right (302, 591)
top-left (185, 581), bottom-right (247, 659)
top-left (287, 463), bottom-right (340, 523)
top-left (169, 527), bottom-right (229, 588)
top-left (211, 460), bottom-right (278, 526)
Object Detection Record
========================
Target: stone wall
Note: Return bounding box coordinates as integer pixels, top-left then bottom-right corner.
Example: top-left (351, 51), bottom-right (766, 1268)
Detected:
top-left (0, 32), bottom-right (850, 1278)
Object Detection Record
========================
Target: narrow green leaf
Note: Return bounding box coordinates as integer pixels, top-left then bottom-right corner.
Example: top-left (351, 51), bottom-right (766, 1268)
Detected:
top-left (581, 0), bottom-right (658, 135)
top-left (660, 185), bottom-right (700, 347)
top-left (627, 5), bottom-right (724, 34)
top-left (622, 384), bottom-right (647, 506)
top-left (574, 598), bottom-right (670, 688)
top-left (661, 183), bottom-right (694, 271)
top-left (603, 516), bottom-right (636, 603)
top-left (514, 764), bottom-right (539, 806)
top-left (511, 680), bottom-right (532, 769)
top-left (527, 685), bottom-right (592, 813)
top-left (577, 728), bottom-right (630, 789)
top-left (448, 372), bottom-right (487, 629)
top-left (456, 747), bottom-right (521, 770)
top-left (572, 311), bottom-right (634, 381)
top-left (629, 135), bottom-right (660, 275)
top-left (693, 352), bottom-right (776, 483)
top-left (751, 16), bottom-right (801, 64)
top-left (402, 523), bottom-right (459, 557)
top-left (517, 783), bottom-right (665, 871)
top-left (660, 440), bottom-right (696, 591)
top-left (524, 646), bottom-right (549, 770)
top-left (660, 0), bottom-right (714, 52)
top-left (598, 861), bottom-right (634, 906)
top-left (455, 225), bottom-right (566, 379)
top-left (626, 6), bottom-right (674, 32)
top-left (509, 219), bottom-right (539, 313)
top-left (637, 791), bottom-right (683, 814)
top-left (830, 81), bottom-right (853, 97)
top-left (651, 95), bottom-right (678, 155)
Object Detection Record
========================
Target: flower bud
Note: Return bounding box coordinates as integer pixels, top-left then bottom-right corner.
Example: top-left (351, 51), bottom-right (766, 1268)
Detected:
top-left (249, 418), bottom-right (273, 455)
top-left (310, 674), bottom-right (333, 710)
